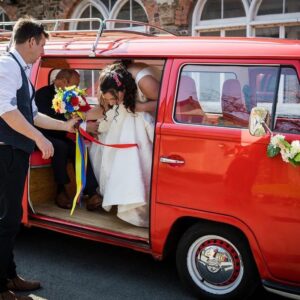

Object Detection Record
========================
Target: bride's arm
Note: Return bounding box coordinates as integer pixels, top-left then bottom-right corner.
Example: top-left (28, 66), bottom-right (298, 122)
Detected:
top-left (135, 101), bottom-right (157, 113)
top-left (128, 63), bottom-right (160, 101)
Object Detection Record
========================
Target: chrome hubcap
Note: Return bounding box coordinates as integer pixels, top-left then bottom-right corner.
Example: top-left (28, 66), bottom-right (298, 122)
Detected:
top-left (187, 235), bottom-right (244, 295)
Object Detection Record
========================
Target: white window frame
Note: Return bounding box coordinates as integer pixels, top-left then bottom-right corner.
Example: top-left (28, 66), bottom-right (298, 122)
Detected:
top-left (70, 0), bottom-right (109, 30)
top-left (192, 0), bottom-right (249, 37)
top-left (108, 0), bottom-right (149, 31)
top-left (0, 8), bottom-right (9, 29)
top-left (192, 0), bottom-right (300, 38)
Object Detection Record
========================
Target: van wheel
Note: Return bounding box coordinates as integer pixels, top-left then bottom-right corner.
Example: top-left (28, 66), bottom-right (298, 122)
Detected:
top-left (176, 223), bottom-right (259, 300)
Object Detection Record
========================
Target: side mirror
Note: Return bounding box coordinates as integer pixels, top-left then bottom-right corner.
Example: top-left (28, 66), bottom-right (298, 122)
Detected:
top-left (249, 107), bottom-right (271, 137)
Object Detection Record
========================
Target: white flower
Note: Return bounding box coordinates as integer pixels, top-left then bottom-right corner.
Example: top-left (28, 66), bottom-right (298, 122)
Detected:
top-left (270, 134), bottom-right (285, 147)
top-left (290, 140), bottom-right (300, 158)
top-left (280, 149), bottom-right (291, 163)
top-left (78, 96), bottom-right (86, 106)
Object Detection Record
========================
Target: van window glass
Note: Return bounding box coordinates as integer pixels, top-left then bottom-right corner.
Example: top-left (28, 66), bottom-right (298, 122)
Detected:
top-left (175, 65), bottom-right (279, 128)
top-left (50, 69), bottom-right (100, 105)
top-left (274, 67), bottom-right (300, 134)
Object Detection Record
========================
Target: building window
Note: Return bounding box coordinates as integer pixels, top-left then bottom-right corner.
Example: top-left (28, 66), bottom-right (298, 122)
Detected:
top-left (225, 29), bottom-right (247, 37)
top-left (202, 0), bottom-right (245, 20)
top-left (258, 0), bottom-right (300, 15)
top-left (71, 0), bottom-right (148, 30)
top-left (71, 1), bottom-right (109, 30)
top-left (253, 0), bottom-right (300, 39)
top-left (0, 8), bottom-right (11, 30)
top-left (200, 31), bottom-right (221, 36)
top-left (113, 0), bottom-right (148, 28)
top-left (193, 0), bottom-right (247, 37)
top-left (77, 5), bottom-right (105, 30)
top-left (285, 25), bottom-right (300, 39)
top-left (255, 27), bottom-right (280, 38)
top-left (193, 0), bottom-right (300, 39)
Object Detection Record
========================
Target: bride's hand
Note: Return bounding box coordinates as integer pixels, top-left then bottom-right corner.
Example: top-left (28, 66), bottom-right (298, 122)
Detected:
top-left (86, 121), bottom-right (100, 135)
top-left (64, 117), bottom-right (80, 133)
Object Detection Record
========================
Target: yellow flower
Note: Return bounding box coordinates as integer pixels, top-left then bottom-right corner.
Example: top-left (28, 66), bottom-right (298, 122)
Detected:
top-left (52, 97), bottom-right (62, 112)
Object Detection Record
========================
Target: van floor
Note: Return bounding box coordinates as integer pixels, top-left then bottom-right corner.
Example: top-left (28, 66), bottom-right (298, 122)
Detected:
top-left (31, 202), bottom-right (148, 239)
top-left (29, 166), bottom-right (148, 240)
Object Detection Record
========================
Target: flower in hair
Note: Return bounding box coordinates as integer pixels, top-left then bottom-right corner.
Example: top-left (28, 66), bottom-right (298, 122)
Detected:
top-left (113, 72), bottom-right (122, 87)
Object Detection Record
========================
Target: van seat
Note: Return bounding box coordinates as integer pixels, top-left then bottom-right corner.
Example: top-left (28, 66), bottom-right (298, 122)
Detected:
top-left (176, 75), bottom-right (205, 123)
top-left (30, 150), bottom-right (52, 168)
top-left (221, 79), bottom-right (249, 126)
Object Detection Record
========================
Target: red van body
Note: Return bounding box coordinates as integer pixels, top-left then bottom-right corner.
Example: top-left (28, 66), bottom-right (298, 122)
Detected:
top-left (0, 20), bottom-right (299, 300)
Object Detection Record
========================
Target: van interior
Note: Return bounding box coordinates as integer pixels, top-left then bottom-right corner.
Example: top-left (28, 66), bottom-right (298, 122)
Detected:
top-left (29, 58), bottom-right (165, 241)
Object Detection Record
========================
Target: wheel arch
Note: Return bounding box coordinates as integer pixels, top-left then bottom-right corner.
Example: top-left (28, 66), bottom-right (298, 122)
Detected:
top-left (162, 216), bottom-right (265, 278)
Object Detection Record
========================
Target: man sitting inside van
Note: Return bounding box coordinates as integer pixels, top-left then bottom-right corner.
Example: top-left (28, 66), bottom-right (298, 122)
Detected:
top-left (35, 69), bottom-right (102, 211)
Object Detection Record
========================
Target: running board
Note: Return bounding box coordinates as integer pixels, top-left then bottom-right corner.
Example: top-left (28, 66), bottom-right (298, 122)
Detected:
top-left (263, 280), bottom-right (300, 300)
top-left (27, 218), bottom-right (152, 255)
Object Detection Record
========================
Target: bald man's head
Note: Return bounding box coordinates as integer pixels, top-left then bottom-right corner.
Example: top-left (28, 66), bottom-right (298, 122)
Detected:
top-left (54, 69), bottom-right (80, 88)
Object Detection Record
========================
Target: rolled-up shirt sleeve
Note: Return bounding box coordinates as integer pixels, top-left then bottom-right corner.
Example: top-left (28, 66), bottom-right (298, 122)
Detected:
top-left (0, 58), bottom-right (21, 116)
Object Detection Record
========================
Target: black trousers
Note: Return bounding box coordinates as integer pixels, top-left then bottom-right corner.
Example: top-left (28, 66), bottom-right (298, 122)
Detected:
top-left (0, 146), bottom-right (29, 292)
top-left (45, 135), bottom-right (98, 196)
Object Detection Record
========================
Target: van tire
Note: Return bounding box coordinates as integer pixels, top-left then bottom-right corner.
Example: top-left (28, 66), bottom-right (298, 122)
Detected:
top-left (176, 223), bottom-right (259, 300)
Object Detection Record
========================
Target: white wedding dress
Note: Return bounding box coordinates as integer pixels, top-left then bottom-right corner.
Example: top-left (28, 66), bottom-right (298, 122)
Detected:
top-left (89, 104), bottom-right (154, 227)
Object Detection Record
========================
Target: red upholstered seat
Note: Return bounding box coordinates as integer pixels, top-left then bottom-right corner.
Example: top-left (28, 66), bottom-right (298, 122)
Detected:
top-left (221, 79), bottom-right (249, 126)
top-left (176, 75), bottom-right (205, 123)
top-left (30, 150), bottom-right (52, 167)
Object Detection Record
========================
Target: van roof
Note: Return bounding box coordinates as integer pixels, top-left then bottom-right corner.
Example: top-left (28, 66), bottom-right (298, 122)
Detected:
top-left (1, 27), bottom-right (299, 60)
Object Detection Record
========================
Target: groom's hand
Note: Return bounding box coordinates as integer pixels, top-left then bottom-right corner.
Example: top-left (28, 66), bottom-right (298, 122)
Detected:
top-left (35, 135), bottom-right (54, 159)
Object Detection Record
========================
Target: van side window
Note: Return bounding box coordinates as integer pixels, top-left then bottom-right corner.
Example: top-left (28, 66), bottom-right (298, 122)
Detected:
top-left (174, 65), bottom-right (279, 128)
top-left (274, 67), bottom-right (300, 134)
top-left (50, 69), bottom-right (100, 105)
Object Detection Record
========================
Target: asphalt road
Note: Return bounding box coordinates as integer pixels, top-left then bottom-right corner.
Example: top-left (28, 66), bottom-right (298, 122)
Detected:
top-left (14, 227), bottom-right (287, 300)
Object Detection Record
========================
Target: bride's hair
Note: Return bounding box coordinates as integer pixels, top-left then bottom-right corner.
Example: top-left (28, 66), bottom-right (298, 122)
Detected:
top-left (98, 63), bottom-right (137, 115)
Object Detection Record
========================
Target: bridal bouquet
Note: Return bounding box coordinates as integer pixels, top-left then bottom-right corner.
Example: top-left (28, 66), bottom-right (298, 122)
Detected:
top-left (52, 85), bottom-right (91, 120)
top-left (267, 134), bottom-right (300, 166)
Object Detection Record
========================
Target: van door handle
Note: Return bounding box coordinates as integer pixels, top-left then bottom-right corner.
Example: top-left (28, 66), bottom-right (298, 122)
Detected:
top-left (160, 156), bottom-right (185, 165)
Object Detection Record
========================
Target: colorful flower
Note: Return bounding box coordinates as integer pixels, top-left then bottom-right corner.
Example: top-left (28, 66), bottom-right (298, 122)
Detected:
top-left (52, 85), bottom-right (91, 119)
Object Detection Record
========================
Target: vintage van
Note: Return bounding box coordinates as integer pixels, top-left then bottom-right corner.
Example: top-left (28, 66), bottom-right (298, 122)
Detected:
top-left (0, 18), bottom-right (299, 300)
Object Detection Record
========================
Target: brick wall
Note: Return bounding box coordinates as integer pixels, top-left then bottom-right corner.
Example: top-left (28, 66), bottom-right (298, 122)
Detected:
top-left (0, 0), bottom-right (193, 35)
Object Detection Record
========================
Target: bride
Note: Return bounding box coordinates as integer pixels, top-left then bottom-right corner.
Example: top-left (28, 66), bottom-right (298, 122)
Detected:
top-left (89, 63), bottom-right (154, 227)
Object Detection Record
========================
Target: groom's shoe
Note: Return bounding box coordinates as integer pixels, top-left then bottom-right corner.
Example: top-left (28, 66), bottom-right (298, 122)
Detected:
top-left (0, 290), bottom-right (33, 300)
top-left (7, 275), bottom-right (40, 292)
top-left (86, 194), bottom-right (102, 211)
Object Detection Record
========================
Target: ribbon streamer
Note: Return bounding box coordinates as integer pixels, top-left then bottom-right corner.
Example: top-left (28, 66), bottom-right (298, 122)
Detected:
top-left (70, 130), bottom-right (87, 215)
top-left (78, 126), bottom-right (138, 149)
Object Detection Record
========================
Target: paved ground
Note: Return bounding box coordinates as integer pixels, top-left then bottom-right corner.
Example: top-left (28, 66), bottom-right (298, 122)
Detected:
top-left (14, 227), bottom-right (287, 300)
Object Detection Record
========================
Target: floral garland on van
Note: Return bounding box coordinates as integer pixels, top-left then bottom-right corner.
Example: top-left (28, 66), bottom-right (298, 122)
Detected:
top-left (267, 134), bottom-right (300, 166)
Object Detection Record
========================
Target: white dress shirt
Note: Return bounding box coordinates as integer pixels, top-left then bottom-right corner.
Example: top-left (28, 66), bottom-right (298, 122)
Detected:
top-left (0, 48), bottom-right (38, 117)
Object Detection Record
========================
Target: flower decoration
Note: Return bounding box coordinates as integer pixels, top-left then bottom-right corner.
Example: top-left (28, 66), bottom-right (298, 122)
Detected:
top-left (52, 85), bottom-right (91, 119)
top-left (267, 134), bottom-right (300, 166)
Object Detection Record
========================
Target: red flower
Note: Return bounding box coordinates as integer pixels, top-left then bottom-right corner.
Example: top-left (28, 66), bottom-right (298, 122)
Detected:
top-left (70, 96), bottom-right (79, 106)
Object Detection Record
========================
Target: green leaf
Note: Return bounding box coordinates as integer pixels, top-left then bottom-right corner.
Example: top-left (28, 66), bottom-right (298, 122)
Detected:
top-left (267, 144), bottom-right (280, 157)
top-left (282, 140), bottom-right (291, 149)
top-left (294, 152), bottom-right (300, 162)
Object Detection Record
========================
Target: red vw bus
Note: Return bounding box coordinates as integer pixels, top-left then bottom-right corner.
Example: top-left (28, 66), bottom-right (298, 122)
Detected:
top-left (0, 19), bottom-right (299, 300)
